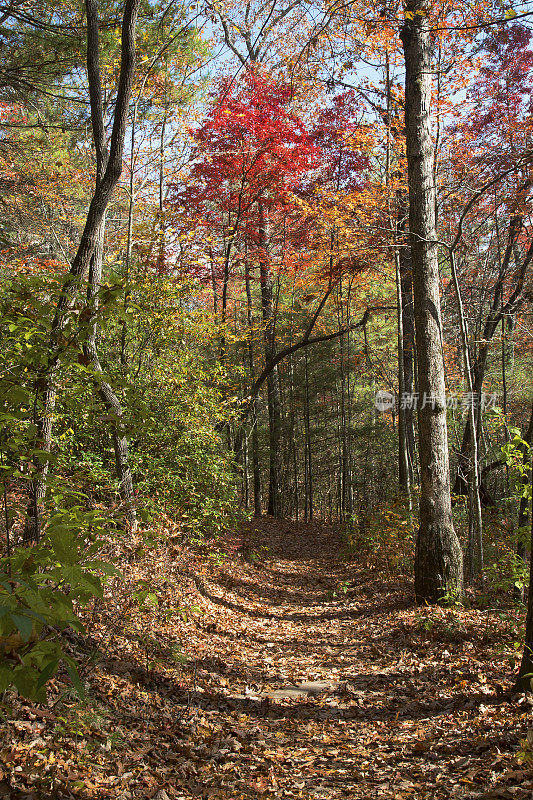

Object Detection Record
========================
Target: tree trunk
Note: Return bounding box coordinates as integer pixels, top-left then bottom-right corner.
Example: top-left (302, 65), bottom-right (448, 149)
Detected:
top-left (304, 348), bottom-right (313, 521)
top-left (453, 218), bottom-right (533, 499)
top-left (82, 0), bottom-right (137, 530)
top-left (258, 202), bottom-right (282, 517)
top-left (515, 451), bottom-right (533, 692)
top-left (27, 0), bottom-right (140, 535)
top-left (401, 1), bottom-right (463, 603)
top-left (397, 189), bottom-right (416, 485)
top-left (288, 350), bottom-right (299, 520)
top-left (84, 217), bottom-right (137, 530)
top-left (517, 401), bottom-right (533, 559)
top-left (244, 257), bottom-right (262, 516)
top-left (449, 250), bottom-right (483, 579)
top-left (338, 282), bottom-right (352, 519)
top-left (395, 248), bottom-right (410, 500)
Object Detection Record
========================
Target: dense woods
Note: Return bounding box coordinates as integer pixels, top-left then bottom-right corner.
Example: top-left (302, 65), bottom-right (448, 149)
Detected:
top-left (1, 0), bottom-right (533, 797)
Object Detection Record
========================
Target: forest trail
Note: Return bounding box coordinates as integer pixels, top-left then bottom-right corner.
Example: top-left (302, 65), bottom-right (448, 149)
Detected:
top-left (3, 519), bottom-right (532, 799)
top-left (153, 518), bottom-right (529, 800)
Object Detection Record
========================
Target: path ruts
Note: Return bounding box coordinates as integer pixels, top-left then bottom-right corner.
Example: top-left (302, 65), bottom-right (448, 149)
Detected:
top-left (175, 518), bottom-right (530, 800)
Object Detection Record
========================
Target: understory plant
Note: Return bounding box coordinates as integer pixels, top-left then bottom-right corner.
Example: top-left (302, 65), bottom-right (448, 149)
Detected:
top-left (0, 507), bottom-right (115, 701)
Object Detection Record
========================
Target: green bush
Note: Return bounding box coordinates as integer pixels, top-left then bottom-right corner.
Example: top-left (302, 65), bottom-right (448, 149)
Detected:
top-left (0, 507), bottom-right (116, 701)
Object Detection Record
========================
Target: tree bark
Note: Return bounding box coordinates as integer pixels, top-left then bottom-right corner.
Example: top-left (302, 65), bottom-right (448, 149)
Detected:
top-left (395, 248), bottom-right (410, 499)
top-left (449, 249), bottom-right (483, 578)
top-left (304, 348), bottom-right (313, 521)
top-left (27, 0), bottom-right (140, 534)
top-left (517, 401), bottom-right (533, 559)
top-left (453, 215), bottom-right (533, 499)
top-left (515, 450), bottom-right (533, 692)
top-left (244, 256), bottom-right (262, 516)
top-left (258, 202), bottom-right (282, 517)
top-left (84, 218), bottom-right (137, 530)
top-left (337, 281), bottom-right (352, 518)
top-left (401, 0), bottom-right (463, 603)
top-left (397, 188), bottom-right (416, 486)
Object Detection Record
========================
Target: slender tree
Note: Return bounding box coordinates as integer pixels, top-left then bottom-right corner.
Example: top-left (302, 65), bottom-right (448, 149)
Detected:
top-left (516, 447), bottom-right (533, 692)
top-left (27, 0), bottom-right (141, 534)
top-left (400, 0), bottom-right (463, 603)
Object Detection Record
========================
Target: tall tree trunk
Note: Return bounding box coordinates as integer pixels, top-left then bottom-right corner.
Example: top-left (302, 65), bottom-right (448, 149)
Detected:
top-left (449, 250), bottom-right (483, 578)
top-left (345, 299), bottom-right (354, 519)
top-left (244, 257), bottom-right (262, 516)
top-left (258, 202), bottom-right (282, 517)
top-left (82, 0), bottom-right (138, 530)
top-left (304, 348), bottom-right (313, 521)
top-left (27, 0), bottom-right (140, 535)
top-left (338, 282), bottom-right (351, 519)
top-left (515, 451), bottom-right (533, 692)
top-left (121, 92), bottom-right (137, 368)
top-left (401, 1), bottom-right (463, 603)
top-left (453, 216), bottom-right (533, 499)
top-left (517, 402), bottom-right (533, 559)
top-left (385, 52), bottom-right (415, 495)
top-left (158, 113), bottom-right (167, 270)
top-left (85, 218), bottom-right (137, 530)
top-left (288, 349), bottom-right (299, 520)
top-left (395, 248), bottom-right (410, 500)
top-left (397, 189), bottom-right (416, 485)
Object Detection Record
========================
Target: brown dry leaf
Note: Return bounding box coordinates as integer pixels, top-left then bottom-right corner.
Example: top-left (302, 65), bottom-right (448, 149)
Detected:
top-left (1, 518), bottom-right (531, 800)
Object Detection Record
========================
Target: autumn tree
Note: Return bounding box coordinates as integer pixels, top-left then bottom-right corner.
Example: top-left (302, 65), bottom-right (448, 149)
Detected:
top-left (175, 68), bottom-right (319, 516)
top-left (444, 23), bottom-right (533, 506)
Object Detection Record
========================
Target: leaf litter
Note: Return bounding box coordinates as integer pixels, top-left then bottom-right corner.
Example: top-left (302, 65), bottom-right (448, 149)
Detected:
top-left (0, 516), bottom-right (532, 799)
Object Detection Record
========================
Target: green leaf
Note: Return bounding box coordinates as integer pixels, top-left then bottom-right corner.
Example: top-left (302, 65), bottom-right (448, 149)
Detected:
top-left (64, 657), bottom-right (85, 700)
top-left (33, 451), bottom-right (55, 465)
top-left (12, 665), bottom-right (37, 698)
top-left (75, 571), bottom-right (103, 600)
top-left (36, 659), bottom-right (58, 691)
top-left (146, 592), bottom-right (159, 609)
top-left (84, 560), bottom-right (122, 578)
top-left (10, 613), bottom-right (34, 642)
top-left (23, 608), bottom-right (47, 625)
top-left (69, 619), bottom-right (86, 634)
top-left (47, 528), bottom-right (78, 565)
top-left (0, 664), bottom-right (13, 692)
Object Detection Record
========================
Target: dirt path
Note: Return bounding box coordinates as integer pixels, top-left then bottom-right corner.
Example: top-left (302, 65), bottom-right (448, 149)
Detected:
top-left (2, 518), bottom-right (532, 799)
top-left (170, 519), bottom-right (531, 799)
